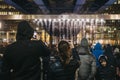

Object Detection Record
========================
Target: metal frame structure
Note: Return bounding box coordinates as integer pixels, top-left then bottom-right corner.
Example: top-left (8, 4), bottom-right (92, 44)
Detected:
top-left (0, 14), bottom-right (120, 20)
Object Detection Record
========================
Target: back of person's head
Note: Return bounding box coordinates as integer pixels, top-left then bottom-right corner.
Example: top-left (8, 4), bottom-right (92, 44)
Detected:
top-left (104, 44), bottom-right (113, 56)
top-left (76, 45), bottom-right (90, 55)
top-left (76, 38), bottom-right (90, 54)
top-left (80, 38), bottom-right (89, 48)
top-left (94, 42), bottom-right (102, 50)
top-left (58, 41), bottom-right (71, 65)
top-left (16, 20), bottom-right (34, 41)
top-left (58, 41), bottom-right (70, 54)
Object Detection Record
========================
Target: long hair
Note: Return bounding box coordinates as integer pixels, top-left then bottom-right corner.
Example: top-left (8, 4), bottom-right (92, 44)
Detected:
top-left (58, 41), bottom-right (71, 66)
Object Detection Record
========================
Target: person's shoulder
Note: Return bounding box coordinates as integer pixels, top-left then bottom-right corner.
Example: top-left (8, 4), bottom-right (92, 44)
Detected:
top-left (89, 53), bottom-right (96, 60)
top-left (3, 42), bottom-right (16, 55)
top-left (6, 42), bottom-right (16, 48)
top-left (30, 40), bottom-right (44, 44)
top-left (69, 58), bottom-right (80, 66)
top-left (31, 40), bottom-right (40, 42)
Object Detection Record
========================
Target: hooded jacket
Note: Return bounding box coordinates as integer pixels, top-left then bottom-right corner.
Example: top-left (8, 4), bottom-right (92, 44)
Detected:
top-left (1, 21), bottom-right (50, 80)
top-left (97, 55), bottom-right (116, 80)
top-left (104, 44), bottom-right (116, 67)
top-left (92, 42), bottom-right (104, 67)
top-left (77, 38), bottom-right (96, 80)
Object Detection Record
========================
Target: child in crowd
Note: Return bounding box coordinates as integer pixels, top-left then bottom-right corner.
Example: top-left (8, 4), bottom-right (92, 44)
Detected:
top-left (97, 55), bottom-right (116, 80)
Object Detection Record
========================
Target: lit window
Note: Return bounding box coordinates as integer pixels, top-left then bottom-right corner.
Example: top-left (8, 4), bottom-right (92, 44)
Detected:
top-left (118, 0), bottom-right (120, 4)
top-left (8, 12), bottom-right (12, 15)
top-left (112, 20), bottom-right (115, 22)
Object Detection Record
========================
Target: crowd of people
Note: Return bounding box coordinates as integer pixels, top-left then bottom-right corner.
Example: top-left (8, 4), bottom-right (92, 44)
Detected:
top-left (0, 20), bottom-right (120, 80)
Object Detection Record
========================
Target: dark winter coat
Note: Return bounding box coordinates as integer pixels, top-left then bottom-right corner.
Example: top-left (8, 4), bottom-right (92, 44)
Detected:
top-left (2, 40), bottom-right (50, 80)
top-left (0, 55), bottom-right (3, 79)
top-left (1, 21), bottom-right (50, 80)
top-left (77, 38), bottom-right (96, 80)
top-left (48, 56), bottom-right (80, 80)
top-left (104, 44), bottom-right (116, 67)
top-left (97, 65), bottom-right (116, 80)
top-left (114, 53), bottom-right (120, 68)
top-left (77, 52), bottom-right (96, 80)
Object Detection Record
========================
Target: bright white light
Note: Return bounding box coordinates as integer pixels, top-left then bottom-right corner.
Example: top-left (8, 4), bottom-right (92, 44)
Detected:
top-left (101, 19), bottom-right (104, 22)
top-left (98, 39), bottom-right (103, 44)
top-left (8, 12), bottom-right (12, 15)
top-left (86, 19), bottom-right (89, 22)
top-left (3, 38), bottom-right (7, 42)
top-left (81, 19), bottom-right (84, 21)
top-left (67, 19), bottom-right (70, 21)
top-left (33, 31), bottom-right (37, 39)
top-left (39, 19), bottom-right (42, 21)
top-left (48, 19), bottom-right (52, 21)
top-left (100, 19), bottom-right (105, 26)
top-left (96, 19), bottom-right (99, 22)
top-left (34, 31), bottom-right (37, 35)
top-left (58, 19), bottom-right (61, 21)
top-left (114, 28), bottom-right (116, 30)
top-left (12, 30), bottom-right (15, 33)
top-left (34, 19), bottom-right (38, 21)
top-left (33, 19), bottom-right (38, 23)
top-left (72, 19), bottom-right (75, 21)
top-left (77, 19), bottom-right (80, 21)
top-left (53, 19), bottom-right (56, 21)
top-left (36, 27), bottom-right (39, 31)
top-left (44, 19), bottom-right (47, 21)
top-left (62, 18), bottom-right (66, 21)
top-left (108, 30), bottom-right (111, 33)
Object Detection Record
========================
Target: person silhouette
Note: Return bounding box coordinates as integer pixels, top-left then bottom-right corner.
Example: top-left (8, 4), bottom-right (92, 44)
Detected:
top-left (1, 21), bottom-right (50, 80)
